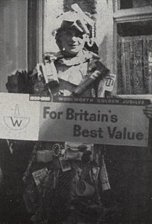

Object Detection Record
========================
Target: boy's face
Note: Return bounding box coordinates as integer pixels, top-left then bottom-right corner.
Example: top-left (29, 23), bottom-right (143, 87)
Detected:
top-left (59, 28), bottom-right (85, 56)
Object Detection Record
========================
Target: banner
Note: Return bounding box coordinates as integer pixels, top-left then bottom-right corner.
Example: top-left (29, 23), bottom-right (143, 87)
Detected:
top-left (0, 93), bottom-right (150, 147)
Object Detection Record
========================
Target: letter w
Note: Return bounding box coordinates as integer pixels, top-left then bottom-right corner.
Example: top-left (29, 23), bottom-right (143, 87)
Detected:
top-left (10, 117), bottom-right (22, 127)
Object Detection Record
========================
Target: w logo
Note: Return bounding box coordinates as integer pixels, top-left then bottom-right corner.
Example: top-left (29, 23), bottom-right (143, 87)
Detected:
top-left (10, 117), bottom-right (23, 127)
top-left (3, 104), bottom-right (30, 130)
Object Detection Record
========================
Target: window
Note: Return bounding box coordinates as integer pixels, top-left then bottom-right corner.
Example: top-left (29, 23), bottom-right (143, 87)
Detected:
top-left (114, 0), bottom-right (152, 94)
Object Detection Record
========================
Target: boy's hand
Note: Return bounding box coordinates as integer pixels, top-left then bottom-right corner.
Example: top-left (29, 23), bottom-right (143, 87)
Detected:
top-left (143, 104), bottom-right (152, 119)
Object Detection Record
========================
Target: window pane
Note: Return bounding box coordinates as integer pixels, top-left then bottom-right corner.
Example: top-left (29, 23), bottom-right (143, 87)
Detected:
top-left (117, 21), bottom-right (152, 36)
top-left (64, 0), bottom-right (96, 14)
top-left (120, 0), bottom-right (133, 9)
top-left (120, 0), bottom-right (152, 9)
top-left (0, 0), bottom-right (27, 92)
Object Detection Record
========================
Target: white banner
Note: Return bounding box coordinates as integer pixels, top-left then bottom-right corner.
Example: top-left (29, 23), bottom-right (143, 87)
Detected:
top-left (0, 93), bottom-right (150, 147)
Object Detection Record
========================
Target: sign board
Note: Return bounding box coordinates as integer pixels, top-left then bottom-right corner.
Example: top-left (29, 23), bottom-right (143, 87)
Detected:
top-left (0, 93), bottom-right (150, 147)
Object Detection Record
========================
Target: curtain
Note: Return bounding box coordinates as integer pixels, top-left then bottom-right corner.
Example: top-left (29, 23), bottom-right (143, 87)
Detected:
top-left (117, 35), bottom-right (152, 94)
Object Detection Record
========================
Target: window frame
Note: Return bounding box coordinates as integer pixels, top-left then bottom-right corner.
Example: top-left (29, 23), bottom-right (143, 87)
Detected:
top-left (113, 1), bottom-right (152, 94)
top-left (28, 0), bottom-right (44, 71)
top-left (114, 0), bottom-right (152, 11)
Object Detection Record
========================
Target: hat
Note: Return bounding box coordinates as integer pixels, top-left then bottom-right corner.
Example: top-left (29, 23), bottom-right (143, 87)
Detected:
top-left (55, 4), bottom-right (95, 47)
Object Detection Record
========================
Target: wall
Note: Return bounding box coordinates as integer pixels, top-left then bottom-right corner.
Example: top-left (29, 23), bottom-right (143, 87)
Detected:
top-left (96, 0), bottom-right (114, 71)
top-left (43, 0), bottom-right (64, 53)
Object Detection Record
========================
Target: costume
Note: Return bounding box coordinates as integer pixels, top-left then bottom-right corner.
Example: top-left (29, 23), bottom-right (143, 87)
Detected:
top-left (4, 55), bottom-right (113, 224)
top-left (19, 48), bottom-right (113, 224)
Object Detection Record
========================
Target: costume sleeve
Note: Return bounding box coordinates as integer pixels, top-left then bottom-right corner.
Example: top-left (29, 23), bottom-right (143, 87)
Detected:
top-left (6, 71), bottom-right (32, 93)
top-left (72, 54), bottom-right (110, 97)
top-left (88, 55), bottom-right (110, 80)
top-left (88, 53), bottom-right (117, 98)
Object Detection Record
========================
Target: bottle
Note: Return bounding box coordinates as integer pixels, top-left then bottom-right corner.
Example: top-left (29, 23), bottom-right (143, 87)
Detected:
top-left (41, 60), bottom-right (59, 90)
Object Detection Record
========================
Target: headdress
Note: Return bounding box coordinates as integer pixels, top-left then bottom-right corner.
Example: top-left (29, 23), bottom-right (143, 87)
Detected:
top-left (55, 4), bottom-right (95, 47)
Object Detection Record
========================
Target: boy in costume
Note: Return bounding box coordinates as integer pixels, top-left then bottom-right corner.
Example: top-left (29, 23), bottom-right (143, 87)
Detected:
top-left (5, 4), bottom-right (116, 224)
